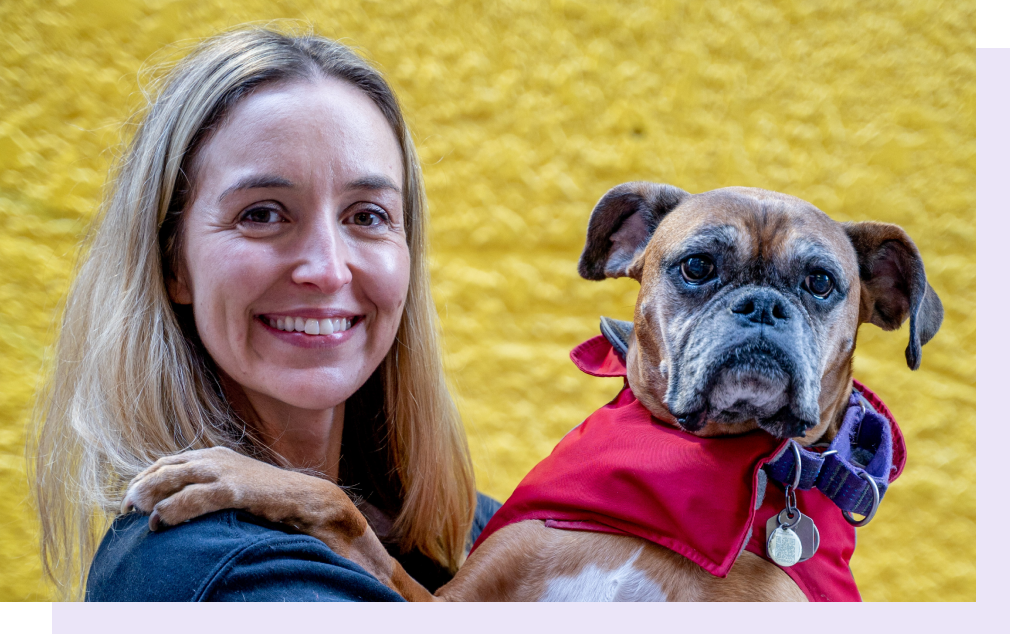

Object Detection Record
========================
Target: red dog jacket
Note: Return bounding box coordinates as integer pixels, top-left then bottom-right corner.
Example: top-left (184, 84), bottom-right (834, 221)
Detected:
top-left (471, 335), bottom-right (906, 602)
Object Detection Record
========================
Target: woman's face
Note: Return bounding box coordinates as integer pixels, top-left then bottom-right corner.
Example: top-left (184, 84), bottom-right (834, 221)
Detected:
top-left (171, 78), bottom-right (409, 412)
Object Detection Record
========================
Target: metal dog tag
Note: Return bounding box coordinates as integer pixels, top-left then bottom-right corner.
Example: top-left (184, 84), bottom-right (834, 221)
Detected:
top-left (766, 509), bottom-right (820, 566)
top-left (766, 523), bottom-right (803, 567)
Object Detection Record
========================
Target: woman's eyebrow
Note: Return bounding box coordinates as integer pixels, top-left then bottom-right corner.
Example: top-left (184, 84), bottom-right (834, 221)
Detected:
top-left (346, 174), bottom-right (401, 194)
top-left (217, 175), bottom-right (295, 202)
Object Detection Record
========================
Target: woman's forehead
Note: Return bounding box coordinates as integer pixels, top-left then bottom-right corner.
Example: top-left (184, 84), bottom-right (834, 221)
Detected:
top-left (195, 78), bottom-right (404, 192)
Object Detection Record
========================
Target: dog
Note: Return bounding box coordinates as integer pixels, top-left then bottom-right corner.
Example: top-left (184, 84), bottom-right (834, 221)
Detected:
top-left (123, 182), bottom-right (943, 601)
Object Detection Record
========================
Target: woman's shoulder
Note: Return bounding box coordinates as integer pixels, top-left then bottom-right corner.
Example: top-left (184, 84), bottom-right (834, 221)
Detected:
top-left (86, 510), bottom-right (405, 602)
top-left (470, 492), bottom-right (502, 546)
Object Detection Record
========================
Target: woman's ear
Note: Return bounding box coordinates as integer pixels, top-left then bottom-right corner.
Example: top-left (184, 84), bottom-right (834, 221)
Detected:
top-left (577, 182), bottom-right (689, 281)
top-left (167, 266), bottom-right (193, 305)
top-left (161, 204), bottom-right (193, 305)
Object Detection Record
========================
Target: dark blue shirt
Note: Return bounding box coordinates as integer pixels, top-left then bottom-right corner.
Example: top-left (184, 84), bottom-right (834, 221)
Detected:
top-left (86, 493), bottom-right (501, 602)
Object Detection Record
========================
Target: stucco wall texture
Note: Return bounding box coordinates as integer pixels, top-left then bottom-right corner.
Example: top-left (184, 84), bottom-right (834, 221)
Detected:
top-left (0, 0), bottom-right (974, 601)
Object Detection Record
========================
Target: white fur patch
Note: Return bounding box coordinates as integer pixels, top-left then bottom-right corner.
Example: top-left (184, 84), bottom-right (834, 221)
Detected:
top-left (539, 548), bottom-right (666, 602)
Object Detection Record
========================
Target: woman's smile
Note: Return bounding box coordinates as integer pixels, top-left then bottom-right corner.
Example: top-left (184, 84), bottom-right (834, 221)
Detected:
top-left (257, 311), bottom-right (364, 348)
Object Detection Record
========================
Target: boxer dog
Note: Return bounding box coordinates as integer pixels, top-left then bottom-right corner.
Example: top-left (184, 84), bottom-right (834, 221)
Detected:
top-left (123, 183), bottom-right (942, 601)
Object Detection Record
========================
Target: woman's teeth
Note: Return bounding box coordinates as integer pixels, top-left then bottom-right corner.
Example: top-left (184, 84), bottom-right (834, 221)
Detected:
top-left (267, 316), bottom-right (352, 335)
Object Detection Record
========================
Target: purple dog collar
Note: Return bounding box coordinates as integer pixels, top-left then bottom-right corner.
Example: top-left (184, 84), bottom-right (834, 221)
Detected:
top-left (764, 390), bottom-right (894, 521)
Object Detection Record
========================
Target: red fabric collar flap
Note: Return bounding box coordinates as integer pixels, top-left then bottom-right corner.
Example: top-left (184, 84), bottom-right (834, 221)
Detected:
top-left (570, 335), bottom-right (629, 377)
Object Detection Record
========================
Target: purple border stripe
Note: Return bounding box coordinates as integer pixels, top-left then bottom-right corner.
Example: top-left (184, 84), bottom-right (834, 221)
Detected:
top-left (53, 601), bottom-right (981, 631)
top-left (973, 45), bottom-right (997, 609)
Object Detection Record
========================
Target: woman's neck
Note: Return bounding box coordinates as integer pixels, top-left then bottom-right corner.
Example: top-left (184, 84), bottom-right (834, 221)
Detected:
top-left (222, 377), bottom-right (345, 481)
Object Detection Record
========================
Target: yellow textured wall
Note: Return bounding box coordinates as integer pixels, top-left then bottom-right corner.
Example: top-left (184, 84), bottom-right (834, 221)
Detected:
top-left (0, 0), bottom-right (974, 601)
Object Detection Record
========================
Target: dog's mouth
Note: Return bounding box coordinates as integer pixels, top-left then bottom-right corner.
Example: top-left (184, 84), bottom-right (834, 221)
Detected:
top-left (670, 344), bottom-right (816, 438)
top-left (708, 361), bottom-right (790, 420)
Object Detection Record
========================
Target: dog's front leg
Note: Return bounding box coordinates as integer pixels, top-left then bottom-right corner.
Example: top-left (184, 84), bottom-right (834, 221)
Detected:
top-left (122, 446), bottom-right (436, 601)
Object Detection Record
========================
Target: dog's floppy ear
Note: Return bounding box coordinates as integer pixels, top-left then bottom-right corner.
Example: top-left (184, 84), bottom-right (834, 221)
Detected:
top-left (578, 182), bottom-right (689, 281)
top-left (844, 222), bottom-right (944, 370)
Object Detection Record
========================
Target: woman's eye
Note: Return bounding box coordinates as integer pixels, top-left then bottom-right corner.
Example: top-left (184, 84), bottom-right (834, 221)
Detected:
top-left (241, 207), bottom-right (282, 224)
top-left (349, 208), bottom-right (388, 227)
top-left (680, 255), bottom-right (715, 284)
top-left (804, 271), bottom-right (835, 298)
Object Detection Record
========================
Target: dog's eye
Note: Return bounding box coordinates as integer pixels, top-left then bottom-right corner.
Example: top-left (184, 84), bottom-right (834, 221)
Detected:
top-left (680, 255), bottom-right (715, 284)
top-left (804, 271), bottom-right (834, 298)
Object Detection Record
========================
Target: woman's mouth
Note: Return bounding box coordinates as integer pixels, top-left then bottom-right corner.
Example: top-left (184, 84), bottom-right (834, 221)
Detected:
top-left (258, 314), bottom-right (361, 336)
top-left (256, 312), bottom-right (363, 347)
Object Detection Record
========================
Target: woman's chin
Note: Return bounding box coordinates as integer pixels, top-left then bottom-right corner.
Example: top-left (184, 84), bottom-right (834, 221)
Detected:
top-left (249, 376), bottom-right (365, 412)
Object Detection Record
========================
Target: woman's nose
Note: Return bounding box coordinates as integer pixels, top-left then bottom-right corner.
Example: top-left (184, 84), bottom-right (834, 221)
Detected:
top-left (290, 219), bottom-right (353, 293)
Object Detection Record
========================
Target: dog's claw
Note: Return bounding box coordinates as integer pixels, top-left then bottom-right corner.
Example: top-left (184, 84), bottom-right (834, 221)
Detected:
top-left (148, 510), bottom-right (161, 532)
top-left (120, 491), bottom-right (135, 515)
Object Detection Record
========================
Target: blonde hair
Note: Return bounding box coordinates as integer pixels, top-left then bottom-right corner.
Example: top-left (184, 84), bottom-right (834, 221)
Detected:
top-left (29, 27), bottom-right (475, 600)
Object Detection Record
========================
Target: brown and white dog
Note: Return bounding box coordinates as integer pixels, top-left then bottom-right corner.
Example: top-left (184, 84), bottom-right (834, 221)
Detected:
top-left (124, 182), bottom-right (943, 601)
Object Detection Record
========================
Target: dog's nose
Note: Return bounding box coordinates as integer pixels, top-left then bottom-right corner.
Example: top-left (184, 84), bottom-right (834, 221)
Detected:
top-left (730, 289), bottom-right (791, 327)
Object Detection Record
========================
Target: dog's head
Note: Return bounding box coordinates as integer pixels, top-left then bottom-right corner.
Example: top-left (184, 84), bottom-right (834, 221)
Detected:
top-left (578, 182), bottom-right (943, 442)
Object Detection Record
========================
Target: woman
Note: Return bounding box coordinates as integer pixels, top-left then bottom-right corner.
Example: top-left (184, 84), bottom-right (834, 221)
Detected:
top-left (30, 27), bottom-right (497, 601)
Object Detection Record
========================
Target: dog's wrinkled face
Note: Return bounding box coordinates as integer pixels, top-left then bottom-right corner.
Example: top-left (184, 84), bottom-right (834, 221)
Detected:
top-left (629, 188), bottom-right (860, 439)
top-left (579, 183), bottom-right (943, 442)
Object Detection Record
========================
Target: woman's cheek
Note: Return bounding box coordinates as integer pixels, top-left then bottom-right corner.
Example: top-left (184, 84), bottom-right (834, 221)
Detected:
top-left (365, 240), bottom-right (411, 314)
top-left (359, 240), bottom-right (411, 353)
top-left (189, 240), bottom-right (273, 357)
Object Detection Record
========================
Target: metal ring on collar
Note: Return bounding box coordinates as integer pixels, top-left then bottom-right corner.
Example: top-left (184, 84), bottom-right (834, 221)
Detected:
top-left (841, 471), bottom-right (880, 527)
top-left (789, 441), bottom-right (802, 490)
top-left (777, 508), bottom-right (802, 528)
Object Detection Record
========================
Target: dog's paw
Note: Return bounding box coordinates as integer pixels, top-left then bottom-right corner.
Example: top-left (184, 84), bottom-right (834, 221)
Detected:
top-left (121, 446), bottom-right (244, 531)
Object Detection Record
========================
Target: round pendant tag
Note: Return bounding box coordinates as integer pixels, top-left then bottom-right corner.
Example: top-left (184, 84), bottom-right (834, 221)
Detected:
top-left (767, 526), bottom-right (803, 567)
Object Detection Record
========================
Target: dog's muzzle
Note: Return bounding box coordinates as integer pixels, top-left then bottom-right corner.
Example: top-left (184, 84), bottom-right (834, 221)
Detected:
top-left (666, 286), bottom-right (822, 438)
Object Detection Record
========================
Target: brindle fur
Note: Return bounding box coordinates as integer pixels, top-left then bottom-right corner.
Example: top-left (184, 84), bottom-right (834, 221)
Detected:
top-left (124, 182), bottom-right (942, 601)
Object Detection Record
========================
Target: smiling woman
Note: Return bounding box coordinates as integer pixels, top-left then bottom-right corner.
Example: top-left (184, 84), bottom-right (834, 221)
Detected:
top-left (29, 28), bottom-right (490, 601)
top-left (168, 79), bottom-right (411, 477)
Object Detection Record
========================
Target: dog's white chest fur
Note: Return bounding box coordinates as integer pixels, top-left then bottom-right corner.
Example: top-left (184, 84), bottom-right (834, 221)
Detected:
top-left (539, 548), bottom-right (666, 602)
